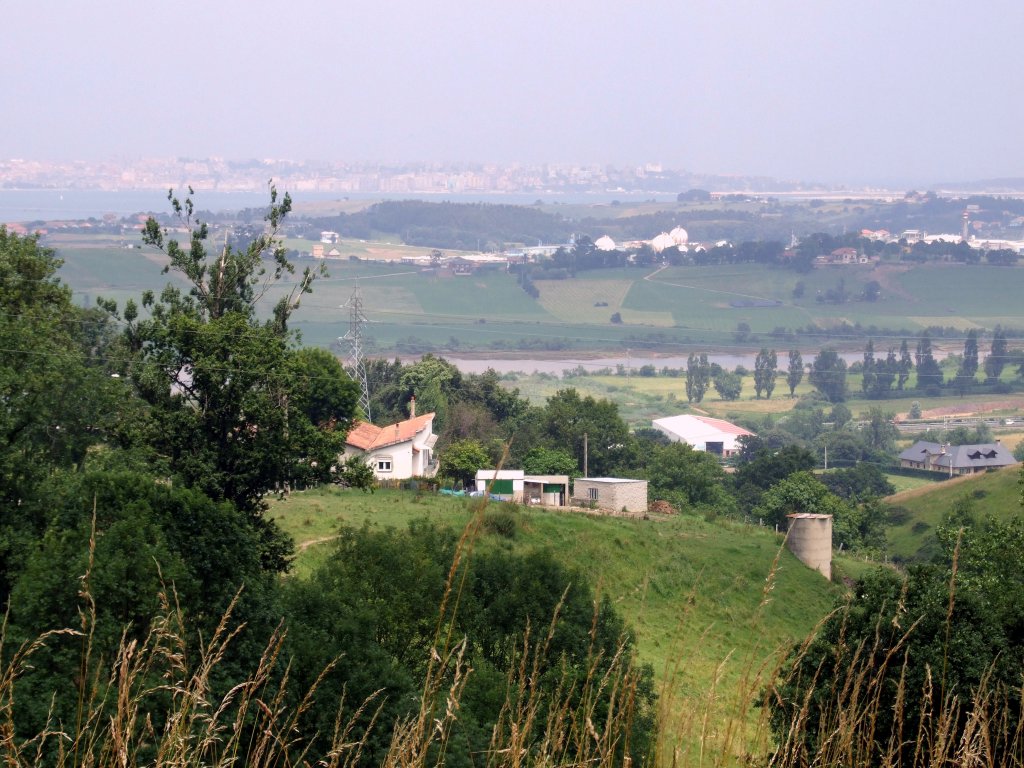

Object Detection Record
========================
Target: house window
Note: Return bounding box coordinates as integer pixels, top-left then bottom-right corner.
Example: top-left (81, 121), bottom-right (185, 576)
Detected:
top-left (376, 457), bottom-right (393, 473)
top-left (588, 487), bottom-right (598, 501)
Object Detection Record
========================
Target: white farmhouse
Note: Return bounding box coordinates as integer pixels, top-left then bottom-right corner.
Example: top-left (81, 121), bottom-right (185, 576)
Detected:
top-left (343, 408), bottom-right (437, 479)
top-left (652, 414), bottom-right (753, 458)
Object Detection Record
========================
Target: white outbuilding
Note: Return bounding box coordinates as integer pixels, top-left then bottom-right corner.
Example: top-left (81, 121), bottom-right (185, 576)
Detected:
top-left (650, 232), bottom-right (676, 253)
top-left (594, 235), bottom-right (617, 251)
top-left (474, 469), bottom-right (525, 501)
top-left (651, 414), bottom-right (754, 458)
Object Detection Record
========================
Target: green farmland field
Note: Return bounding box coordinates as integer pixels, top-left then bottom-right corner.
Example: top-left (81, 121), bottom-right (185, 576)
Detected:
top-left (44, 232), bottom-right (1024, 354)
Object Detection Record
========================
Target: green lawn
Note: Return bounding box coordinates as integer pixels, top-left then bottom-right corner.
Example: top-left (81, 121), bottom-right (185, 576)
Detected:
top-left (882, 472), bottom-right (944, 495)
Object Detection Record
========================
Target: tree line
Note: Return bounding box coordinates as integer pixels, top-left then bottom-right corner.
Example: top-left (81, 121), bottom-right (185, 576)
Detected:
top-left (675, 327), bottom-right (1021, 408)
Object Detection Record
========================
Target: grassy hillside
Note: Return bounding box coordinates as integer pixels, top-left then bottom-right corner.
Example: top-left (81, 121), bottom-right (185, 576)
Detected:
top-left (268, 486), bottom-right (846, 749)
top-left (884, 465), bottom-right (1023, 562)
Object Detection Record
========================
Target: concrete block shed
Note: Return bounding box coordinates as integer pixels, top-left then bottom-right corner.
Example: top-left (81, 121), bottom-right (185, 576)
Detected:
top-left (523, 475), bottom-right (569, 506)
top-left (571, 478), bottom-right (648, 516)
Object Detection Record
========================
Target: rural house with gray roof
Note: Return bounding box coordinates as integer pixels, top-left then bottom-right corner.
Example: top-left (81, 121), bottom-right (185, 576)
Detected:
top-left (898, 440), bottom-right (1017, 476)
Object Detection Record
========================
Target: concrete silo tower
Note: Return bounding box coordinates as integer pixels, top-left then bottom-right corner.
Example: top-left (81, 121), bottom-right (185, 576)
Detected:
top-left (786, 513), bottom-right (832, 580)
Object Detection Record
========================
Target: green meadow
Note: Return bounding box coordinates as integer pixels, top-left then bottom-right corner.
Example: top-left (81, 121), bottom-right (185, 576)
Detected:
top-left (269, 486), bottom-right (845, 742)
top-left (265, 466), bottom-right (1024, 722)
top-left (882, 465), bottom-right (1024, 562)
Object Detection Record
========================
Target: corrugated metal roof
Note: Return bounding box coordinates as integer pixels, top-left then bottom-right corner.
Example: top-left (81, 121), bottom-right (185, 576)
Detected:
top-left (652, 414), bottom-right (754, 440)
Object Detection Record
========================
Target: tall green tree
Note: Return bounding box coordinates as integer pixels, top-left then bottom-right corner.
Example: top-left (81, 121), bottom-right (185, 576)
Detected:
top-left (124, 187), bottom-right (350, 571)
top-left (521, 446), bottom-right (578, 477)
top-left (289, 348), bottom-right (361, 487)
top-left (399, 353), bottom-right (461, 399)
top-left (413, 378), bottom-right (449, 430)
top-left (438, 439), bottom-right (491, 486)
top-left (0, 230), bottom-right (137, 491)
top-left (809, 347), bottom-right (848, 402)
top-left (915, 331), bottom-right (944, 391)
top-left (754, 471), bottom-right (847, 529)
top-left (786, 349), bottom-right (804, 397)
top-left (541, 389), bottom-right (629, 477)
top-left (753, 348), bottom-right (778, 399)
top-left (954, 329), bottom-right (980, 397)
top-left (897, 338), bottom-right (913, 390)
top-left (685, 352), bottom-right (711, 403)
top-left (9, 470), bottom-right (278, 739)
top-left (713, 369), bottom-right (743, 401)
top-left (863, 407), bottom-right (899, 452)
top-left (876, 346), bottom-right (898, 396)
top-left (0, 229), bottom-right (144, 601)
top-left (645, 442), bottom-right (731, 511)
top-left (861, 339), bottom-right (877, 395)
top-left (985, 324), bottom-right (1009, 382)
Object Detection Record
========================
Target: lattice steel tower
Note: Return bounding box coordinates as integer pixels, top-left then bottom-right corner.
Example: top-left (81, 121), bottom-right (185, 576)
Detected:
top-left (341, 284), bottom-right (371, 422)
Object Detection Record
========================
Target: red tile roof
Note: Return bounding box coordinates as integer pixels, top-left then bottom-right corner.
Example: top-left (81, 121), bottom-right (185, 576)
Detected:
top-left (689, 415), bottom-right (753, 436)
top-left (345, 413), bottom-right (435, 451)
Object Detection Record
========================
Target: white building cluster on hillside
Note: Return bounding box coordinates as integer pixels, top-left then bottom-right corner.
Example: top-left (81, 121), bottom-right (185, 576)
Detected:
top-left (591, 225), bottom-right (692, 255)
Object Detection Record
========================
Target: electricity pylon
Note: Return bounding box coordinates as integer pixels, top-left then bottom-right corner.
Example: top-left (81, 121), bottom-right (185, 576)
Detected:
top-left (341, 284), bottom-right (371, 422)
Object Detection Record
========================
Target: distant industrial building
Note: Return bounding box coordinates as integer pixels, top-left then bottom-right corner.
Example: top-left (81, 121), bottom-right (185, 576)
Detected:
top-left (651, 414), bottom-right (753, 458)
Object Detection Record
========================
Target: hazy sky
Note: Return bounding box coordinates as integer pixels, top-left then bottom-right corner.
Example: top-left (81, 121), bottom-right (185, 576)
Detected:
top-left (4, 1), bottom-right (1023, 185)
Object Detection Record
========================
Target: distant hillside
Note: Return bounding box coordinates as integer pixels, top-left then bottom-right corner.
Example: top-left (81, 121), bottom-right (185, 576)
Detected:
top-left (884, 465), bottom-right (1022, 562)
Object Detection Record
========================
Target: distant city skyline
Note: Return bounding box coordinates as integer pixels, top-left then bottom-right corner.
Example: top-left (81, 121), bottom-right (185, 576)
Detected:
top-left (4, 1), bottom-right (1024, 187)
top-left (10, 156), bottom-right (1024, 202)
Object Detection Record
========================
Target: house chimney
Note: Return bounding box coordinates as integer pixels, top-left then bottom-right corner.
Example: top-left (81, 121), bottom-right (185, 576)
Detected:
top-left (409, 395), bottom-right (416, 418)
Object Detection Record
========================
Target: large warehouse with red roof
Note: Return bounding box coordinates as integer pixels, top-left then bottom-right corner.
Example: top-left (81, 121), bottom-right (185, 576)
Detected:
top-left (651, 414), bottom-right (754, 458)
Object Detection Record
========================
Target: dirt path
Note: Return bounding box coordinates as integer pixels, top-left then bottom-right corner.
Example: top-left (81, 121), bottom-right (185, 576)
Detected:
top-left (297, 534), bottom-right (340, 552)
top-left (870, 264), bottom-right (916, 302)
top-left (920, 396), bottom-right (1024, 419)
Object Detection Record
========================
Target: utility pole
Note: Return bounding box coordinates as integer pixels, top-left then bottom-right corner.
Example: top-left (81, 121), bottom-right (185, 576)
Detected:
top-left (341, 284), bottom-right (372, 423)
top-left (583, 432), bottom-right (589, 478)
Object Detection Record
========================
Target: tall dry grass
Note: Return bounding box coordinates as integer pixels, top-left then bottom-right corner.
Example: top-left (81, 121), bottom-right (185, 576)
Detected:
top-left (0, 487), bottom-right (655, 767)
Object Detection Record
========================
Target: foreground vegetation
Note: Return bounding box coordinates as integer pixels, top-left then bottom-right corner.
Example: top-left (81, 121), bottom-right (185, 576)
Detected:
top-left (4, 481), bottom-right (1024, 767)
